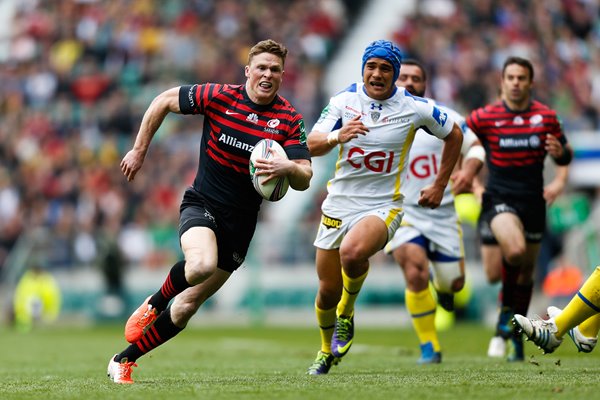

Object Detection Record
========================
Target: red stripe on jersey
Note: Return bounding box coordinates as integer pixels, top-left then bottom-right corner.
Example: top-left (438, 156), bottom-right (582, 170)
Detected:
top-left (466, 100), bottom-right (565, 195)
top-left (197, 84), bottom-right (226, 111)
top-left (205, 121), bottom-right (251, 164)
top-left (206, 148), bottom-right (248, 174)
top-left (182, 83), bottom-right (308, 211)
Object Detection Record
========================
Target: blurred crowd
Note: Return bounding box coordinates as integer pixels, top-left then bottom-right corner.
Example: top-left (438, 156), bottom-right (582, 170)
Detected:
top-left (0, 0), bottom-right (354, 278)
top-left (391, 0), bottom-right (600, 282)
top-left (1, 0), bottom-right (600, 282)
top-left (393, 0), bottom-right (600, 131)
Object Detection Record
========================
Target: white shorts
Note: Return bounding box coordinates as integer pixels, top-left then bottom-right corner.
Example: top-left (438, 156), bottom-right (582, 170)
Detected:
top-left (384, 203), bottom-right (463, 259)
top-left (313, 203), bottom-right (403, 250)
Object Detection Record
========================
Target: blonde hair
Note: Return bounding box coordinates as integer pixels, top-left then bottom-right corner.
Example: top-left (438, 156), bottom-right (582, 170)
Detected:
top-left (248, 39), bottom-right (288, 67)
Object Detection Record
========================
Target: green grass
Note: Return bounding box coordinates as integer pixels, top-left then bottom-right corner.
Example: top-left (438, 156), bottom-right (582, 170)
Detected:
top-left (1, 322), bottom-right (600, 399)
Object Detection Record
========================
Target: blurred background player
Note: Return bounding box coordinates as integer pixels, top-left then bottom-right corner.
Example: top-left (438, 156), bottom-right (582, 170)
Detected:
top-left (107, 39), bottom-right (312, 384)
top-left (384, 58), bottom-right (483, 364)
top-left (514, 265), bottom-right (600, 354)
top-left (12, 263), bottom-right (61, 332)
top-left (481, 164), bottom-right (569, 358)
top-left (306, 40), bottom-right (463, 374)
top-left (466, 56), bottom-right (574, 362)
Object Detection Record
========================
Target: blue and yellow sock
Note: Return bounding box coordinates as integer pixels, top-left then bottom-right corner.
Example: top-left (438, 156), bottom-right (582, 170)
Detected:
top-left (406, 287), bottom-right (440, 352)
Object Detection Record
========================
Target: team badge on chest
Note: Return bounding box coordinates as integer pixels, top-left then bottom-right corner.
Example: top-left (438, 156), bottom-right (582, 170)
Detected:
top-left (370, 102), bottom-right (383, 123)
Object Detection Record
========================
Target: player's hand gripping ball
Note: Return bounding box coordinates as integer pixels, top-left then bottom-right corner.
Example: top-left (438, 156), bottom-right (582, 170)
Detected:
top-left (249, 139), bottom-right (290, 201)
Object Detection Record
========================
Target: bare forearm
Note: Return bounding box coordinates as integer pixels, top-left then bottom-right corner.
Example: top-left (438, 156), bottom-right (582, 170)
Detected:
top-left (132, 87), bottom-right (181, 155)
top-left (434, 127), bottom-right (463, 189)
top-left (133, 106), bottom-right (168, 155)
top-left (308, 131), bottom-right (337, 156)
top-left (552, 165), bottom-right (569, 187)
top-left (461, 157), bottom-right (484, 183)
top-left (308, 117), bottom-right (369, 157)
top-left (288, 160), bottom-right (312, 191)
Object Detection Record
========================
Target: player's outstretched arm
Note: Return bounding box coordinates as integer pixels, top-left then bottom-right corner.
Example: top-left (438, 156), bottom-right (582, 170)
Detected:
top-left (544, 165), bottom-right (569, 205)
top-left (418, 122), bottom-right (463, 208)
top-left (120, 87), bottom-right (181, 181)
top-left (452, 139), bottom-right (485, 195)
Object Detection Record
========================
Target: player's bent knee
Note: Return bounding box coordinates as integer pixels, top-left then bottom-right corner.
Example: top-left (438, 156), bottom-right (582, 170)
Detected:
top-left (503, 246), bottom-right (526, 266)
top-left (431, 260), bottom-right (464, 293)
top-left (184, 259), bottom-right (217, 285)
top-left (451, 276), bottom-right (465, 292)
top-left (404, 268), bottom-right (430, 291)
top-left (319, 285), bottom-right (342, 299)
top-left (484, 268), bottom-right (502, 284)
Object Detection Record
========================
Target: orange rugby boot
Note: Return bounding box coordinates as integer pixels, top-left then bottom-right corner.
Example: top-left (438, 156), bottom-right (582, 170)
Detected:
top-left (125, 296), bottom-right (158, 343)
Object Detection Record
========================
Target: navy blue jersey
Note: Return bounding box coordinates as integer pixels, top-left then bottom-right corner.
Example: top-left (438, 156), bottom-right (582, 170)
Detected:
top-left (466, 100), bottom-right (567, 197)
top-left (179, 84), bottom-right (310, 212)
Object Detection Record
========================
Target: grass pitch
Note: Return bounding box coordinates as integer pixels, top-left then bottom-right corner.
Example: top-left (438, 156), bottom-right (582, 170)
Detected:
top-left (1, 322), bottom-right (600, 399)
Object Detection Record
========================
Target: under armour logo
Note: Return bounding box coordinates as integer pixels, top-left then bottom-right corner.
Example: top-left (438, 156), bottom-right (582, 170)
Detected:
top-left (370, 103), bottom-right (383, 111)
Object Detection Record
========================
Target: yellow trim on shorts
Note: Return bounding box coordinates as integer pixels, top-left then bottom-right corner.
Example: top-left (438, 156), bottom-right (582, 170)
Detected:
top-left (385, 207), bottom-right (402, 227)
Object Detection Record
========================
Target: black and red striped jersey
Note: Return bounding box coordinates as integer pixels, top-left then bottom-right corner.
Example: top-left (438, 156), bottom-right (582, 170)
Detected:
top-left (466, 100), bottom-right (567, 197)
top-left (179, 83), bottom-right (310, 212)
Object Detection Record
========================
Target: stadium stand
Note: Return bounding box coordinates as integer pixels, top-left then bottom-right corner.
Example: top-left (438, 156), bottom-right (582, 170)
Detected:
top-left (0, 0), bottom-right (361, 276)
top-left (1, 0), bottom-right (600, 324)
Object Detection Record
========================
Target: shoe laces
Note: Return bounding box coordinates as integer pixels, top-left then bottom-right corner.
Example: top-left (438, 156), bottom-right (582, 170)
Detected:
top-left (335, 317), bottom-right (353, 341)
top-left (308, 352), bottom-right (335, 373)
top-left (137, 306), bottom-right (157, 328)
top-left (531, 314), bottom-right (557, 333)
top-left (117, 361), bottom-right (138, 380)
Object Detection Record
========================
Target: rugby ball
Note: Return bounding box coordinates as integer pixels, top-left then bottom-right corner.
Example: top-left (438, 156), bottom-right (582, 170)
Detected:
top-left (249, 139), bottom-right (290, 201)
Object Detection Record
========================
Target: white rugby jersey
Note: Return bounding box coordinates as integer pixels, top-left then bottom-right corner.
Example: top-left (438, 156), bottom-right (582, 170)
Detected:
top-left (312, 83), bottom-right (454, 210)
top-left (402, 98), bottom-right (477, 209)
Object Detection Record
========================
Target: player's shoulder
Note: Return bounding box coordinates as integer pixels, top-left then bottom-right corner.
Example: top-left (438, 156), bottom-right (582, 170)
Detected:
top-left (426, 97), bottom-right (464, 120)
top-left (398, 88), bottom-right (429, 105)
top-left (195, 83), bottom-right (244, 102)
top-left (273, 94), bottom-right (303, 119)
top-left (199, 83), bottom-right (242, 93)
top-left (530, 99), bottom-right (557, 115)
top-left (331, 82), bottom-right (360, 99)
top-left (471, 100), bottom-right (504, 117)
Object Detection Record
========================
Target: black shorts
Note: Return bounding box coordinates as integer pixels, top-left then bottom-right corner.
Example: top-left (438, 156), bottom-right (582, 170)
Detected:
top-left (179, 188), bottom-right (258, 272)
top-left (478, 191), bottom-right (546, 245)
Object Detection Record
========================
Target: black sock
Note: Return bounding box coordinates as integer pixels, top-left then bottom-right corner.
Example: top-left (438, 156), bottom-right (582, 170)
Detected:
top-left (513, 283), bottom-right (533, 316)
top-left (115, 307), bottom-right (183, 363)
top-left (149, 260), bottom-right (191, 312)
top-left (500, 259), bottom-right (519, 309)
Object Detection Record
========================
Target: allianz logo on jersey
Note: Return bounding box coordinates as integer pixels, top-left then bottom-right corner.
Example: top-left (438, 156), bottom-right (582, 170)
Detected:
top-left (499, 135), bottom-right (541, 148)
top-left (219, 133), bottom-right (254, 152)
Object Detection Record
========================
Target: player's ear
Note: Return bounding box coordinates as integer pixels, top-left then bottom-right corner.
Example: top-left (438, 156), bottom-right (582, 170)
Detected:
top-left (244, 65), bottom-right (250, 78)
